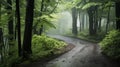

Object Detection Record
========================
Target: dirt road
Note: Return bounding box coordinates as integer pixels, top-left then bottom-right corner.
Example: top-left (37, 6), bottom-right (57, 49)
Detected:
top-left (45, 35), bottom-right (119, 67)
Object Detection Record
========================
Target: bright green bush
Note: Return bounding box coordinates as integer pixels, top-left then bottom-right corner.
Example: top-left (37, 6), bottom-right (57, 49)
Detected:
top-left (32, 35), bottom-right (67, 58)
top-left (99, 30), bottom-right (120, 60)
top-left (32, 35), bottom-right (66, 50)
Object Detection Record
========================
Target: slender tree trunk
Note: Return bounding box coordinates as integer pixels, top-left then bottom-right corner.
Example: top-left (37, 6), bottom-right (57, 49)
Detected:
top-left (23, 0), bottom-right (34, 58)
top-left (72, 7), bottom-right (78, 35)
top-left (0, 28), bottom-right (3, 63)
top-left (85, 14), bottom-right (88, 29)
top-left (79, 11), bottom-right (81, 32)
top-left (39, 0), bottom-right (44, 35)
top-left (106, 6), bottom-right (111, 33)
top-left (33, 22), bottom-right (38, 34)
top-left (7, 0), bottom-right (14, 45)
top-left (82, 13), bottom-right (84, 31)
top-left (115, 2), bottom-right (120, 30)
top-left (88, 7), bottom-right (94, 35)
top-left (94, 7), bottom-right (98, 34)
top-left (98, 17), bottom-right (102, 31)
top-left (98, 8), bottom-right (103, 32)
top-left (16, 0), bottom-right (21, 56)
top-left (0, 0), bottom-right (2, 22)
top-left (0, 1), bottom-right (3, 63)
top-left (33, 0), bottom-right (44, 35)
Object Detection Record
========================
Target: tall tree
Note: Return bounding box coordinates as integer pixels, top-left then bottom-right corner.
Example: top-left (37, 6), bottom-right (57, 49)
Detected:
top-left (0, 28), bottom-right (3, 63)
top-left (72, 7), bottom-right (78, 35)
top-left (23, 0), bottom-right (34, 58)
top-left (16, 0), bottom-right (21, 56)
top-left (88, 7), bottom-right (94, 35)
top-left (7, 0), bottom-right (14, 45)
top-left (39, 0), bottom-right (44, 35)
top-left (106, 6), bottom-right (111, 33)
top-left (115, 1), bottom-right (120, 30)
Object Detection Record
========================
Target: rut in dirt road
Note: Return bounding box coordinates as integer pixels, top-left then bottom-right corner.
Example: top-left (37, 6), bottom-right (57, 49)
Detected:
top-left (44, 35), bottom-right (119, 67)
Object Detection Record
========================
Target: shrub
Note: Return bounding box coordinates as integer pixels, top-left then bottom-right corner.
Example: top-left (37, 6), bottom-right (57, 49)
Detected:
top-left (99, 30), bottom-right (120, 60)
top-left (32, 35), bottom-right (66, 50)
top-left (32, 35), bottom-right (67, 59)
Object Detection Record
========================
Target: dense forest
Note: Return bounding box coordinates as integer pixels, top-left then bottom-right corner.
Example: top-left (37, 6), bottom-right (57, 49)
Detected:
top-left (0, 0), bottom-right (120, 67)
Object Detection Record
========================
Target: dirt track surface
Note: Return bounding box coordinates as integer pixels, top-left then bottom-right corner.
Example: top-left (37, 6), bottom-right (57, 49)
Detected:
top-left (44, 35), bottom-right (119, 67)
top-left (25, 35), bottom-right (119, 67)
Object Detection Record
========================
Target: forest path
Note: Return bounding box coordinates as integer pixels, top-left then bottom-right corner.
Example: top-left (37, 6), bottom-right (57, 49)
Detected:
top-left (44, 35), bottom-right (119, 67)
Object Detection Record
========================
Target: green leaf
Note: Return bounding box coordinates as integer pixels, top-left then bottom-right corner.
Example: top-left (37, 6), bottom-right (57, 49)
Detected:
top-left (82, 2), bottom-right (101, 10)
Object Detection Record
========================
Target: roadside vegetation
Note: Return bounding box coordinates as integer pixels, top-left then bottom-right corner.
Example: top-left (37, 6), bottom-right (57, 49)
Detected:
top-left (0, 35), bottom-right (67, 67)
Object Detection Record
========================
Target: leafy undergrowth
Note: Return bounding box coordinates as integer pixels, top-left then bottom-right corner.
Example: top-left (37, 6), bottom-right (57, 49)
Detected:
top-left (65, 32), bottom-right (105, 43)
top-left (78, 32), bottom-right (105, 43)
top-left (99, 30), bottom-right (120, 61)
top-left (31, 35), bottom-right (67, 61)
top-left (13, 35), bottom-right (74, 67)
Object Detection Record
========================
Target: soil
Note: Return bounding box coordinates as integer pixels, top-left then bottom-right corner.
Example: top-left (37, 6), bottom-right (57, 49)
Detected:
top-left (14, 43), bottom-right (75, 67)
top-left (15, 35), bottom-right (120, 67)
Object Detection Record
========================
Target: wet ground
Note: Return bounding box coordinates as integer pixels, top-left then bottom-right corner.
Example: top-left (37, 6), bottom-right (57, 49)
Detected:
top-left (25, 35), bottom-right (119, 67)
top-left (44, 35), bottom-right (119, 67)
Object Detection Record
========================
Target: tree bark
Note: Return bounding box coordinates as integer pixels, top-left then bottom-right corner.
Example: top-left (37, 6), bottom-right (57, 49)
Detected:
top-left (23, 0), bottom-right (34, 58)
top-left (7, 0), bottom-right (14, 45)
top-left (115, 2), bottom-right (120, 30)
top-left (82, 13), bottom-right (84, 31)
top-left (39, 0), bottom-right (44, 35)
top-left (16, 0), bottom-right (21, 57)
top-left (0, 0), bottom-right (2, 22)
top-left (72, 7), bottom-right (78, 35)
top-left (79, 11), bottom-right (82, 32)
top-left (106, 6), bottom-right (111, 33)
top-left (0, 28), bottom-right (3, 63)
top-left (93, 6), bottom-right (98, 34)
top-left (88, 7), bottom-right (94, 35)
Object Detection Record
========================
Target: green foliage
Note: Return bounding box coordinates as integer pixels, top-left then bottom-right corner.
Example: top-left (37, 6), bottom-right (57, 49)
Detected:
top-left (100, 30), bottom-right (120, 60)
top-left (32, 35), bottom-right (67, 60)
top-left (0, 35), bottom-right (67, 67)
top-left (34, 14), bottom-right (59, 32)
top-left (0, 43), bottom-right (19, 67)
top-left (82, 2), bottom-right (101, 10)
top-left (32, 35), bottom-right (66, 50)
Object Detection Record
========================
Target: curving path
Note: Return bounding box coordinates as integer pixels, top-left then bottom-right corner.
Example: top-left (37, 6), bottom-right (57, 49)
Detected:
top-left (44, 35), bottom-right (119, 67)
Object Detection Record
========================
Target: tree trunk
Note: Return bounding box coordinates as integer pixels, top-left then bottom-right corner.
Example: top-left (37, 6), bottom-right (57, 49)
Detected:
top-left (0, 28), bottom-right (3, 63)
top-left (98, 8), bottom-right (103, 32)
top-left (79, 11), bottom-right (81, 32)
top-left (23, 0), bottom-right (34, 58)
top-left (82, 13), bottom-right (84, 31)
top-left (98, 17), bottom-right (102, 31)
top-left (72, 7), bottom-right (78, 35)
top-left (93, 7), bottom-right (98, 35)
top-left (85, 14), bottom-right (88, 29)
top-left (7, 0), bottom-right (14, 45)
top-left (88, 7), bottom-right (94, 35)
top-left (0, 0), bottom-right (2, 22)
top-left (39, 0), bottom-right (44, 35)
top-left (106, 6), bottom-right (111, 33)
top-left (33, 0), bottom-right (44, 35)
top-left (39, 25), bottom-right (43, 35)
top-left (16, 0), bottom-right (21, 57)
top-left (115, 2), bottom-right (120, 30)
